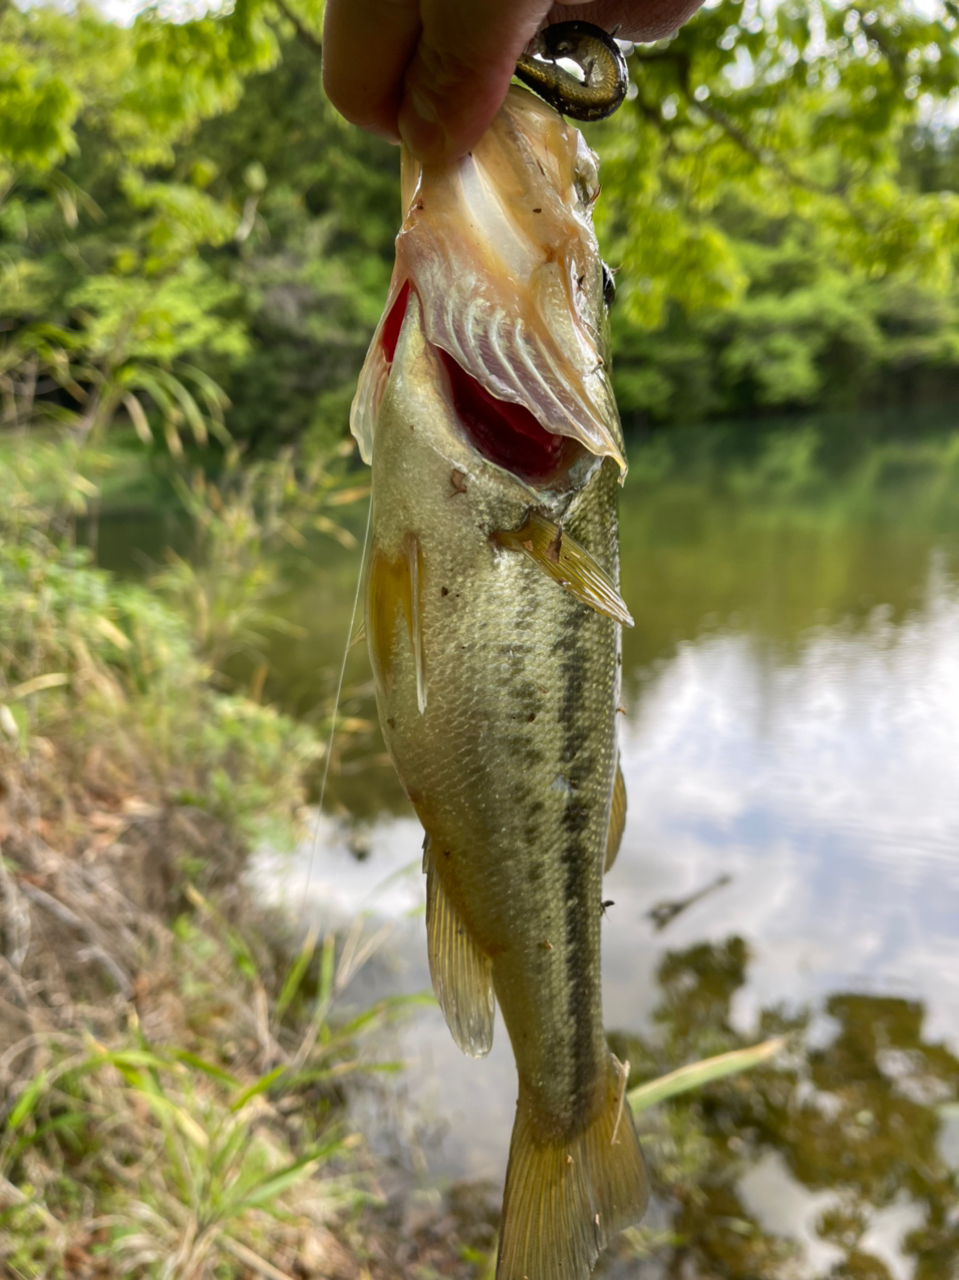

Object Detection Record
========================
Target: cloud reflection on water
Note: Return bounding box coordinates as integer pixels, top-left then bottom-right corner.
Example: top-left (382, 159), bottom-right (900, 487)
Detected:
top-left (614, 558), bottom-right (959, 1050)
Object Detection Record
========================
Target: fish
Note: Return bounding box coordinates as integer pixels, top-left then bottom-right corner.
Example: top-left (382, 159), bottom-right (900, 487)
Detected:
top-left (350, 77), bottom-right (647, 1280)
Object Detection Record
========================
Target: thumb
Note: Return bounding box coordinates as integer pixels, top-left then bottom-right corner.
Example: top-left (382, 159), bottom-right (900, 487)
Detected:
top-left (398, 0), bottom-right (554, 164)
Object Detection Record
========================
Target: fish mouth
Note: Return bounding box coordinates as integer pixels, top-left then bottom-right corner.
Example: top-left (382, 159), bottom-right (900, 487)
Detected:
top-left (381, 279), bottom-right (591, 488)
top-left (351, 88), bottom-right (626, 481)
top-left (435, 345), bottom-right (588, 487)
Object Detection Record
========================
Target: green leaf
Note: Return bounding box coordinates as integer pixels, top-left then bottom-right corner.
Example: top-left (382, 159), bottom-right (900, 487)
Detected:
top-left (223, 1145), bottom-right (336, 1214)
top-left (122, 392), bottom-right (153, 444)
top-left (173, 1050), bottom-right (240, 1087)
top-left (629, 1038), bottom-right (786, 1114)
top-left (7, 1071), bottom-right (50, 1130)
top-left (229, 1065), bottom-right (287, 1113)
top-left (156, 369), bottom-right (208, 446)
top-left (316, 930), bottom-right (336, 1010)
top-left (274, 925), bottom-right (319, 1024)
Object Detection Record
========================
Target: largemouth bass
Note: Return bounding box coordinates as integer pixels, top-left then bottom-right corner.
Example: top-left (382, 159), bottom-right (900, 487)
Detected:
top-left (350, 82), bottom-right (646, 1280)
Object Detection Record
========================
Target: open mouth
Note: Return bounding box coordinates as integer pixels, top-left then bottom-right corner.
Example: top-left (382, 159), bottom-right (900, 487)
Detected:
top-left (381, 281), bottom-right (587, 487)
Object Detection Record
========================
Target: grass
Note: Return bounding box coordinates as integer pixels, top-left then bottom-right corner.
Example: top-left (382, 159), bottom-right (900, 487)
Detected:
top-left (0, 711), bottom-right (422, 1279)
top-left (0, 434), bottom-right (401, 1278)
top-left (0, 903), bottom-right (420, 1280)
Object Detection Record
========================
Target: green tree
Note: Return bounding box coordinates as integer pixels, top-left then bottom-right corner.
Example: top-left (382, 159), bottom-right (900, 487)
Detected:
top-left (5, 0), bottom-right (959, 450)
top-left (595, 0), bottom-right (959, 424)
top-left (0, 0), bottom-right (277, 447)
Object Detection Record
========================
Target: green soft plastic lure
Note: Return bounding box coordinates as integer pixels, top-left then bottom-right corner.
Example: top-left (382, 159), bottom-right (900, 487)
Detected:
top-left (515, 20), bottom-right (628, 122)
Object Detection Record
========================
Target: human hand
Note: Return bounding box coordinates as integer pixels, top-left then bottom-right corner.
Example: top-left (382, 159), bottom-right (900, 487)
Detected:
top-left (322, 0), bottom-right (704, 165)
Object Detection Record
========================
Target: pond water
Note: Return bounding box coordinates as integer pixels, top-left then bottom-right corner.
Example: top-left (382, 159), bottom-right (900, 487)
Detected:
top-left (102, 421), bottom-right (959, 1277)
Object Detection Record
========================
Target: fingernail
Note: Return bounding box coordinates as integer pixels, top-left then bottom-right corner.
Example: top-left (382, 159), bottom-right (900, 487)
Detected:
top-left (399, 85), bottom-right (448, 163)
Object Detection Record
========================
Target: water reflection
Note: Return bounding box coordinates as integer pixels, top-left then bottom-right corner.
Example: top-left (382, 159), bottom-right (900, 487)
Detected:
top-left (613, 561), bottom-right (959, 1047)
top-left (602, 940), bottom-right (959, 1280)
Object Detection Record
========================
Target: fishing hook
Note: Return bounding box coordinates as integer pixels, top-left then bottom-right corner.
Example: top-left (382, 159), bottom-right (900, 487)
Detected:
top-left (515, 21), bottom-right (629, 122)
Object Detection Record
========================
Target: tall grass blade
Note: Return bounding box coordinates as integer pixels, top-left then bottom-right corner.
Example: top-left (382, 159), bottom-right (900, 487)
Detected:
top-left (274, 925), bottom-right (319, 1024)
top-left (223, 1146), bottom-right (337, 1214)
top-left (229, 1065), bottom-right (286, 1113)
top-left (629, 1037), bottom-right (786, 1114)
top-left (173, 1051), bottom-right (239, 1087)
top-left (6, 1071), bottom-right (50, 1130)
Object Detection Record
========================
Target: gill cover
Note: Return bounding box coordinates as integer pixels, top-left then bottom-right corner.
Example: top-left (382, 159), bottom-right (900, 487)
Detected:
top-left (350, 87), bottom-right (625, 476)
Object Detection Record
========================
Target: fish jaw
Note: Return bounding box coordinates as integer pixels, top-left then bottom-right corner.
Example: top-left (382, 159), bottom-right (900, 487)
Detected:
top-left (350, 86), bottom-right (626, 475)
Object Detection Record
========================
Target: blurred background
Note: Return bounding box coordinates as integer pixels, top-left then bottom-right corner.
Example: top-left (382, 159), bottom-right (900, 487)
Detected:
top-left (2, 1), bottom-right (959, 1277)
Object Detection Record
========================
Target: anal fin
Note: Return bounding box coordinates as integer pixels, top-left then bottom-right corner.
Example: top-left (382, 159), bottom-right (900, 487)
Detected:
top-left (605, 759), bottom-right (627, 873)
top-left (494, 511), bottom-right (633, 627)
top-left (497, 1054), bottom-right (648, 1280)
top-left (423, 835), bottom-right (495, 1058)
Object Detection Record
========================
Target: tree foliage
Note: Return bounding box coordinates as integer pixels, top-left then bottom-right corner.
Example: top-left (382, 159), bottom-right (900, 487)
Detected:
top-left (3, 0), bottom-right (959, 448)
top-left (0, 0), bottom-right (280, 448)
top-left (596, 0), bottom-right (959, 422)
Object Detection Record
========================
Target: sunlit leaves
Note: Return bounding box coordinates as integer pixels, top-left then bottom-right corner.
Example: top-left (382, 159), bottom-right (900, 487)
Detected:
top-left (596, 0), bottom-right (959, 332)
top-left (0, 46), bottom-right (78, 170)
top-left (127, 2), bottom-right (278, 165)
top-left (6, 0), bottom-right (959, 440)
top-left (0, 0), bottom-right (395, 452)
top-left (0, 1), bottom-right (272, 450)
top-left (70, 262), bottom-right (243, 356)
top-left (119, 170), bottom-right (239, 267)
top-left (588, 1), bottom-right (959, 421)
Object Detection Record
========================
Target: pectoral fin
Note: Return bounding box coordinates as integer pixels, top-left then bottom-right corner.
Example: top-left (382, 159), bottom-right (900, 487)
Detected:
top-left (494, 511), bottom-right (633, 627)
top-left (605, 759), bottom-right (627, 873)
top-left (423, 835), bottom-right (495, 1058)
top-left (367, 534), bottom-right (427, 712)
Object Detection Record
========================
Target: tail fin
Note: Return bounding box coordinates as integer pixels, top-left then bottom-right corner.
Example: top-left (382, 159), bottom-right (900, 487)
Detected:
top-left (497, 1056), bottom-right (648, 1280)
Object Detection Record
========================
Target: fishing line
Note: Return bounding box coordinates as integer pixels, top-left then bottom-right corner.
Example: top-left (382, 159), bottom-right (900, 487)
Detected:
top-left (302, 495), bottom-right (373, 906)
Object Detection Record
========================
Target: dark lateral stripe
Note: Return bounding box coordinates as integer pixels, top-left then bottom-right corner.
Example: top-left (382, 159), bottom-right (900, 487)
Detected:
top-left (557, 602), bottom-right (600, 1123)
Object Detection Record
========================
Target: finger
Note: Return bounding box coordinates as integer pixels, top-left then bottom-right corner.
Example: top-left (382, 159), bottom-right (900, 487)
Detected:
top-left (548, 0), bottom-right (705, 41)
top-left (322, 0), bottom-right (422, 141)
top-left (398, 0), bottom-right (553, 164)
